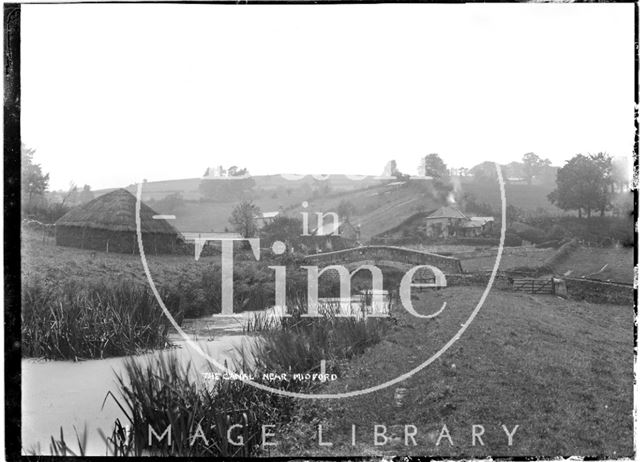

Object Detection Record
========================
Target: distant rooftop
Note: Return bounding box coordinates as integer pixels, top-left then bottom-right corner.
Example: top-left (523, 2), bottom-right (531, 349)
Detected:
top-left (427, 206), bottom-right (469, 220)
top-left (181, 232), bottom-right (242, 241)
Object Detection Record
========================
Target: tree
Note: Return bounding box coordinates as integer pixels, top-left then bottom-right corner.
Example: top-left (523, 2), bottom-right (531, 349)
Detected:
top-left (589, 152), bottom-right (613, 216)
top-left (461, 192), bottom-right (494, 216)
top-left (611, 157), bottom-right (630, 192)
top-left (21, 143), bottom-right (49, 209)
top-left (229, 200), bottom-right (261, 238)
top-left (227, 166), bottom-right (249, 177)
top-left (522, 152), bottom-right (551, 185)
top-left (150, 192), bottom-right (185, 214)
top-left (505, 205), bottom-right (522, 225)
top-left (337, 200), bottom-right (357, 220)
top-left (78, 185), bottom-right (95, 204)
top-left (61, 182), bottom-right (78, 207)
top-left (382, 160), bottom-right (397, 177)
top-left (260, 215), bottom-right (303, 248)
top-left (469, 161), bottom-right (498, 181)
top-left (420, 153), bottom-right (448, 178)
top-left (547, 153), bottom-right (612, 218)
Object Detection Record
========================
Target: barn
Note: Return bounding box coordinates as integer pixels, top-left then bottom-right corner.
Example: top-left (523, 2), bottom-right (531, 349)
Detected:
top-left (54, 188), bottom-right (180, 254)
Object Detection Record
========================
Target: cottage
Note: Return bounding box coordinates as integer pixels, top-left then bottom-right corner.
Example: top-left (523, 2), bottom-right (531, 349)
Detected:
top-left (425, 206), bottom-right (493, 239)
top-left (307, 218), bottom-right (360, 252)
top-left (424, 206), bottom-right (469, 238)
top-left (55, 188), bottom-right (180, 254)
top-left (255, 211), bottom-right (280, 230)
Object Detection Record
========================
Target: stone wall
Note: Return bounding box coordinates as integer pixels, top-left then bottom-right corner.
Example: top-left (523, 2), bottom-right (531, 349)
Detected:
top-left (307, 245), bottom-right (463, 274)
top-left (563, 277), bottom-right (634, 305)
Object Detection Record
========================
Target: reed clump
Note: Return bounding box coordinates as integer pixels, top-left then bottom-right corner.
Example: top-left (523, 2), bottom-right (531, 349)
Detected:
top-left (22, 277), bottom-right (182, 360)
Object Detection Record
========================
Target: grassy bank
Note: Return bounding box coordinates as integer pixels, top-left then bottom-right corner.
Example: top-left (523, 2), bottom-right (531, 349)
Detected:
top-left (32, 285), bottom-right (632, 457)
top-left (273, 287), bottom-right (634, 458)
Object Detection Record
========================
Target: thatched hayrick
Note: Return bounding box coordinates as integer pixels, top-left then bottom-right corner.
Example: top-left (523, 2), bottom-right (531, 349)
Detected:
top-left (54, 188), bottom-right (179, 254)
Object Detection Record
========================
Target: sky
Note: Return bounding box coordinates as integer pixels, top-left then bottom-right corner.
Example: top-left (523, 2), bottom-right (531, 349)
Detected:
top-left (20, 3), bottom-right (635, 191)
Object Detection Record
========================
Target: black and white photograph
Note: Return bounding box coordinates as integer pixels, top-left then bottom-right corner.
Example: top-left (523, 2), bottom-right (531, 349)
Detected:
top-left (5, 1), bottom-right (636, 458)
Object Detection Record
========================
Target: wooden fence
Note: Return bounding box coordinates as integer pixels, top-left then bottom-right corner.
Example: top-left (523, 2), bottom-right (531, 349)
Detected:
top-left (512, 278), bottom-right (554, 294)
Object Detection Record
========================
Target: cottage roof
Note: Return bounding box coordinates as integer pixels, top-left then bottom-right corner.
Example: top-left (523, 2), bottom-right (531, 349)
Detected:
top-left (470, 216), bottom-right (494, 225)
top-left (313, 220), bottom-right (342, 236)
top-left (259, 211), bottom-right (280, 219)
top-left (426, 206), bottom-right (469, 220)
top-left (55, 188), bottom-right (178, 235)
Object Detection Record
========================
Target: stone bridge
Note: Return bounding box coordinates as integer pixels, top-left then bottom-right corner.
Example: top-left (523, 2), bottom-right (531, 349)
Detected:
top-left (305, 245), bottom-right (463, 274)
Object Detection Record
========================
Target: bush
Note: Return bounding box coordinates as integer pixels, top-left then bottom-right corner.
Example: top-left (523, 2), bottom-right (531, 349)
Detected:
top-left (170, 257), bottom-right (341, 318)
top-left (510, 222), bottom-right (547, 244)
top-left (21, 278), bottom-right (182, 360)
top-left (524, 216), bottom-right (633, 247)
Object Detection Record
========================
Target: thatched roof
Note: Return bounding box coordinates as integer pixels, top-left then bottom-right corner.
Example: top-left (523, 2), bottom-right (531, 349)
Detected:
top-left (55, 188), bottom-right (178, 235)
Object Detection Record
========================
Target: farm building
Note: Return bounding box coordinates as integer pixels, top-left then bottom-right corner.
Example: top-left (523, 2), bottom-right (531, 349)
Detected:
top-left (55, 188), bottom-right (180, 254)
top-left (425, 206), bottom-right (494, 238)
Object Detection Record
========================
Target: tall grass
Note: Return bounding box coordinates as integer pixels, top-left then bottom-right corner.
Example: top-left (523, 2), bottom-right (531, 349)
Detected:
top-left (244, 307), bottom-right (390, 382)
top-left (100, 309), bottom-right (389, 456)
top-left (100, 353), bottom-right (293, 456)
top-left (22, 277), bottom-right (182, 360)
top-left (37, 302), bottom-right (391, 455)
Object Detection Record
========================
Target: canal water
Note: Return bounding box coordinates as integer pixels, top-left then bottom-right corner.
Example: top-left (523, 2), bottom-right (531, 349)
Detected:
top-left (21, 312), bottom-right (261, 455)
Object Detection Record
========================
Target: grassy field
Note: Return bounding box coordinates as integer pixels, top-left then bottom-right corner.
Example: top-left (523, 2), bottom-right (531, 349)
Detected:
top-left (456, 245), bottom-right (634, 284)
top-left (274, 286), bottom-right (633, 458)
top-left (22, 232), bottom-right (199, 288)
top-left (458, 247), bottom-right (556, 273)
top-left (552, 247), bottom-right (635, 284)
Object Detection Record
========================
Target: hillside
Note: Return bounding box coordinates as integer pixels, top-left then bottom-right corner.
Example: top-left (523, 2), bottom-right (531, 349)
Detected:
top-left (93, 178), bottom-right (441, 238)
top-left (284, 181), bottom-right (441, 241)
top-left (89, 172), bottom-right (562, 237)
top-left (93, 174), bottom-right (386, 202)
top-left (276, 286), bottom-right (633, 457)
top-left (457, 178), bottom-right (560, 213)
